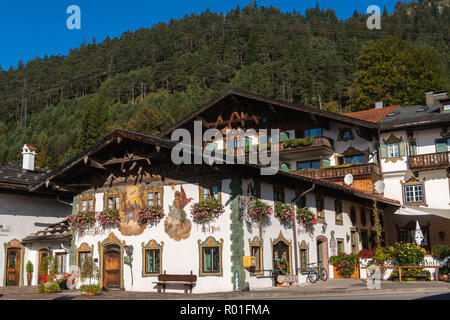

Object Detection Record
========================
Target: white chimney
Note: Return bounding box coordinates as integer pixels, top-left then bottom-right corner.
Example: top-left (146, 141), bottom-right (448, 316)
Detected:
top-left (375, 101), bottom-right (384, 109)
top-left (22, 144), bottom-right (36, 171)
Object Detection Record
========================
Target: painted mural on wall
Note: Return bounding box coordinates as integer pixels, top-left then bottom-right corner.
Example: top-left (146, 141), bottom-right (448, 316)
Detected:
top-left (119, 185), bottom-right (147, 236)
top-left (164, 185), bottom-right (192, 241)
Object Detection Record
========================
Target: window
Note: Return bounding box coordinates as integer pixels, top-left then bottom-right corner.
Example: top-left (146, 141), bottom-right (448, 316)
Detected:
top-left (78, 251), bottom-right (91, 270)
top-left (202, 185), bottom-right (219, 201)
top-left (369, 231), bottom-right (377, 249)
top-left (273, 186), bottom-right (285, 203)
top-left (337, 239), bottom-right (345, 255)
top-left (360, 230), bottom-right (369, 250)
top-left (435, 138), bottom-right (450, 153)
top-left (360, 208), bottom-right (367, 226)
top-left (107, 196), bottom-right (120, 210)
top-left (342, 130), bottom-right (351, 140)
top-left (144, 249), bottom-right (161, 274)
top-left (315, 193), bottom-right (325, 223)
top-left (297, 160), bottom-right (321, 170)
top-left (147, 191), bottom-right (161, 206)
top-left (80, 194), bottom-right (95, 212)
top-left (55, 252), bottom-right (67, 274)
top-left (344, 155), bottom-right (365, 164)
top-left (387, 143), bottom-right (400, 158)
top-left (251, 245), bottom-right (262, 274)
top-left (304, 128), bottom-right (323, 137)
top-left (404, 184), bottom-right (424, 204)
top-left (396, 221), bottom-right (431, 251)
top-left (335, 199), bottom-right (343, 225)
top-left (299, 241), bottom-right (309, 273)
top-left (199, 237), bottom-right (223, 276)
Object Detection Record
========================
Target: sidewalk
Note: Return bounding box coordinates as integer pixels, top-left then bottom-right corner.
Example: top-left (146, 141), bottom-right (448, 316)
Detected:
top-left (0, 279), bottom-right (449, 300)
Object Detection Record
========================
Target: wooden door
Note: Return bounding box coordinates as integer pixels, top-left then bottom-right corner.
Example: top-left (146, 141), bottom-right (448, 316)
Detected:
top-left (351, 230), bottom-right (359, 253)
top-left (38, 249), bottom-right (48, 283)
top-left (6, 248), bottom-right (21, 286)
top-left (317, 241), bottom-right (323, 268)
top-left (103, 249), bottom-right (121, 288)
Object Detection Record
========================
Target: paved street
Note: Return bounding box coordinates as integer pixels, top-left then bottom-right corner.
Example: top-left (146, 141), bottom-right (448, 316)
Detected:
top-left (1, 279), bottom-right (449, 300)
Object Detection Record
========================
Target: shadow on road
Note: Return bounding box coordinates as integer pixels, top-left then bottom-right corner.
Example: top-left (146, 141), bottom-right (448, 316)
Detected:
top-left (415, 292), bottom-right (450, 300)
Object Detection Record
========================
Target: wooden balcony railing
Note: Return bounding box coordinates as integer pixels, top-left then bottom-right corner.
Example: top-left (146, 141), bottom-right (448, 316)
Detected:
top-left (408, 152), bottom-right (449, 171)
top-left (296, 163), bottom-right (380, 180)
top-left (280, 136), bottom-right (333, 152)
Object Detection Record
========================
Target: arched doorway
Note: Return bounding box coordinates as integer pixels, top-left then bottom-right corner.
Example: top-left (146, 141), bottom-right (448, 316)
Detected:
top-left (4, 239), bottom-right (25, 286)
top-left (271, 231), bottom-right (292, 285)
top-left (316, 235), bottom-right (329, 275)
top-left (103, 244), bottom-right (121, 289)
top-left (38, 249), bottom-right (49, 283)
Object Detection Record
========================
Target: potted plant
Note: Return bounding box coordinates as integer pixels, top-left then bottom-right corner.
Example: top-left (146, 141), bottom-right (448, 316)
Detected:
top-left (274, 202), bottom-right (295, 224)
top-left (136, 204), bottom-right (165, 226)
top-left (80, 257), bottom-right (101, 296)
top-left (26, 261), bottom-right (33, 286)
top-left (295, 207), bottom-right (317, 228)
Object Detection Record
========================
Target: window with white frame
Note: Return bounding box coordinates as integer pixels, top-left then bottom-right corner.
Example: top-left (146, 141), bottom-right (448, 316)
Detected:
top-left (387, 143), bottom-right (400, 158)
top-left (107, 196), bottom-right (120, 210)
top-left (404, 184), bottom-right (424, 204)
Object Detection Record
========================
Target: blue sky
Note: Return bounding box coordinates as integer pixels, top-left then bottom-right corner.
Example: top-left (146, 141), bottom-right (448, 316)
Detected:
top-left (0, 1), bottom-right (400, 70)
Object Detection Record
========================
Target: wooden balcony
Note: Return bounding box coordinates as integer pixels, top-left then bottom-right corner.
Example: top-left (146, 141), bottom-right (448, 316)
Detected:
top-left (296, 163), bottom-right (381, 180)
top-left (408, 152), bottom-right (450, 171)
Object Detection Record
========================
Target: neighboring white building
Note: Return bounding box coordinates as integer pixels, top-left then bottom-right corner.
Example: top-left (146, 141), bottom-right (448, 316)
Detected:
top-left (0, 145), bottom-right (72, 287)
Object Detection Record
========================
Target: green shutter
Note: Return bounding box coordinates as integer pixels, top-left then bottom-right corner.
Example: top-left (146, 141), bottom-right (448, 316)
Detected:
top-left (380, 144), bottom-right (388, 159)
top-left (281, 163), bottom-right (290, 171)
top-left (410, 141), bottom-right (417, 156)
top-left (435, 138), bottom-right (448, 153)
top-left (322, 159), bottom-right (331, 167)
top-left (280, 132), bottom-right (289, 142)
top-left (243, 138), bottom-right (251, 147)
top-left (399, 142), bottom-right (407, 157)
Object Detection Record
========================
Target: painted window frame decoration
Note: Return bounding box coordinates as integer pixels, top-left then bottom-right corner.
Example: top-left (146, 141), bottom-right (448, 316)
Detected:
top-left (334, 199), bottom-right (343, 225)
top-left (3, 239), bottom-right (25, 286)
top-left (298, 240), bottom-right (309, 274)
top-left (199, 179), bottom-right (222, 202)
top-left (271, 231), bottom-right (293, 275)
top-left (315, 193), bottom-right (325, 224)
top-left (141, 240), bottom-right (164, 277)
top-left (75, 242), bottom-right (94, 270)
top-left (337, 238), bottom-right (345, 255)
top-left (380, 134), bottom-right (406, 163)
top-left (79, 192), bottom-right (96, 213)
top-left (198, 236), bottom-right (223, 277)
top-left (402, 177), bottom-right (426, 206)
top-left (104, 188), bottom-right (121, 211)
top-left (337, 127), bottom-right (354, 142)
top-left (249, 236), bottom-right (263, 276)
top-left (144, 183), bottom-right (163, 207)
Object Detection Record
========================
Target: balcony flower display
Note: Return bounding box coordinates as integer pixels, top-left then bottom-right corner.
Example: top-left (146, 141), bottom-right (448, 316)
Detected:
top-left (248, 200), bottom-right (272, 224)
top-left (296, 207), bottom-right (317, 228)
top-left (97, 209), bottom-right (121, 229)
top-left (69, 211), bottom-right (96, 231)
top-left (274, 202), bottom-right (295, 223)
top-left (136, 205), bottom-right (165, 226)
top-left (190, 199), bottom-right (224, 224)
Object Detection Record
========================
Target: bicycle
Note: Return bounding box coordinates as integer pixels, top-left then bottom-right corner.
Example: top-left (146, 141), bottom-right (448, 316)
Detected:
top-left (299, 263), bottom-right (328, 283)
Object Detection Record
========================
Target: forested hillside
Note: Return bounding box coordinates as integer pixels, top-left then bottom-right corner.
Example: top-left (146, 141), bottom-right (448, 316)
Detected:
top-left (0, 0), bottom-right (449, 168)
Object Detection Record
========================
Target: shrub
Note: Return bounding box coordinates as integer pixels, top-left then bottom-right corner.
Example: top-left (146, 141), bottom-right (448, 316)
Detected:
top-left (389, 268), bottom-right (431, 281)
top-left (391, 242), bottom-right (426, 266)
top-left (296, 207), bottom-right (317, 228)
top-left (97, 209), bottom-right (121, 228)
top-left (282, 137), bottom-right (315, 149)
top-left (274, 202), bottom-right (295, 223)
top-left (136, 205), bottom-right (165, 226)
top-left (190, 199), bottom-right (224, 224)
top-left (26, 261), bottom-right (33, 274)
top-left (69, 211), bottom-right (96, 231)
top-left (37, 282), bottom-right (60, 294)
top-left (247, 200), bottom-right (272, 224)
top-left (80, 284), bottom-right (102, 295)
top-left (431, 244), bottom-right (450, 260)
top-left (358, 249), bottom-right (375, 259)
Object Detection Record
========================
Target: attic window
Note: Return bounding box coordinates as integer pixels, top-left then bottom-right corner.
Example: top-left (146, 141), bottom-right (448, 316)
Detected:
top-left (387, 111), bottom-right (399, 117)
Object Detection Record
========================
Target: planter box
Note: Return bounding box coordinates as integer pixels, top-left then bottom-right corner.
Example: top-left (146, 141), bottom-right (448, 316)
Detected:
top-left (333, 262), bottom-right (360, 279)
top-left (81, 291), bottom-right (95, 296)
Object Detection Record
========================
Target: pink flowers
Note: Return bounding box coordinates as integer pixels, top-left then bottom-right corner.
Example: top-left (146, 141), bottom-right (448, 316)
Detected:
top-left (190, 199), bottom-right (224, 224)
top-left (248, 200), bottom-right (272, 223)
top-left (136, 205), bottom-right (165, 226)
top-left (296, 207), bottom-right (317, 228)
top-left (274, 202), bottom-right (295, 223)
top-left (69, 211), bottom-right (96, 231)
top-left (97, 209), bottom-right (121, 228)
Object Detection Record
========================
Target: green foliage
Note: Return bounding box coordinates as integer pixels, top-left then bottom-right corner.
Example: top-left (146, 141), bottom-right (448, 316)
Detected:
top-left (39, 255), bottom-right (59, 276)
top-left (26, 261), bottom-right (34, 274)
top-left (390, 242), bottom-right (426, 266)
top-left (373, 246), bottom-right (393, 266)
top-left (295, 207), bottom-right (317, 228)
top-left (80, 257), bottom-right (98, 285)
top-left (322, 163), bottom-right (364, 169)
top-left (37, 282), bottom-right (60, 294)
top-left (329, 253), bottom-right (359, 278)
top-left (431, 244), bottom-right (450, 260)
top-left (389, 268), bottom-right (431, 281)
top-left (126, 106), bottom-right (174, 136)
top-left (274, 202), bottom-right (295, 223)
top-left (80, 284), bottom-right (102, 295)
top-left (349, 36), bottom-right (449, 110)
top-left (190, 199), bottom-right (225, 224)
top-left (282, 137), bottom-right (315, 149)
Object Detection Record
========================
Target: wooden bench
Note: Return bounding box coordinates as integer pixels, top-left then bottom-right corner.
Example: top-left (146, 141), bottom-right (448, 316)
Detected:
top-left (153, 271), bottom-right (197, 294)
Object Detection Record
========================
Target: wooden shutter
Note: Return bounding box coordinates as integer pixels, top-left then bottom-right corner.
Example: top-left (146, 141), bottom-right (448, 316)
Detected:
top-left (380, 144), bottom-right (388, 159)
top-left (435, 138), bottom-right (448, 153)
top-left (399, 142), bottom-right (407, 157)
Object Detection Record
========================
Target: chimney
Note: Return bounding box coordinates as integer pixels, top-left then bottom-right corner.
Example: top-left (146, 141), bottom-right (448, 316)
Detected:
top-left (426, 91), bottom-right (448, 106)
top-left (375, 101), bottom-right (384, 109)
top-left (426, 92), bottom-right (435, 106)
top-left (22, 144), bottom-right (37, 171)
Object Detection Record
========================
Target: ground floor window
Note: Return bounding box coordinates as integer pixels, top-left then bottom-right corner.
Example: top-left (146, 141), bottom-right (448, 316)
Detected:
top-left (299, 240), bottom-right (308, 273)
top-left (249, 236), bottom-right (263, 275)
top-left (78, 251), bottom-right (91, 270)
top-left (144, 249), bottom-right (161, 274)
top-left (360, 229), bottom-right (369, 250)
top-left (337, 239), bottom-right (345, 255)
top-left (199, 237), bottom-right (223, 276)
top-left (55, 252), bottom-right (67, 274)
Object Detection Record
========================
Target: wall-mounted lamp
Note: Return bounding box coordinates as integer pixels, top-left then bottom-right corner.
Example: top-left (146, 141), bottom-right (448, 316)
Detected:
top-left (322, 221), bottom-right (328, 233)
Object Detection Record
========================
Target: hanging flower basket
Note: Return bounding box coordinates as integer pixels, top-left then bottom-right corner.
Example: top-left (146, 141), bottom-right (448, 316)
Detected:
top-left (136, 205), bottom-right (165, 226)
top-left (248, 200), bottom-right (272, 224)
top-left (296, 207), bottom-right (317, 228)
top-left (97, 209), bottom-right (121, 229)
top-left (190, 199), bottom-right (224, 224)
top-left (274, 202), bottom-right (295, 223)
top-left (69, 211), bottom-right (96, 231)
